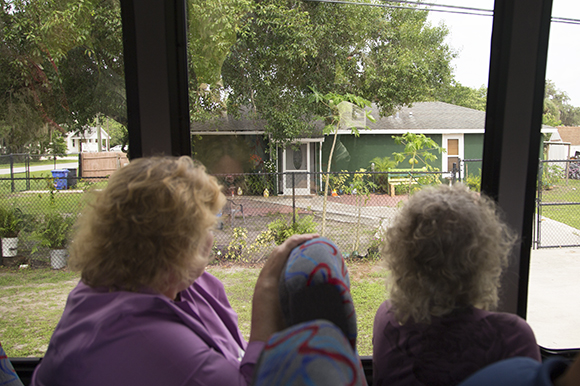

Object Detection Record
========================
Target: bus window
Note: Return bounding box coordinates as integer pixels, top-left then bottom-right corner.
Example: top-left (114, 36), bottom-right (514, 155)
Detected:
top-left (527, 0), bottom-right (580, 350)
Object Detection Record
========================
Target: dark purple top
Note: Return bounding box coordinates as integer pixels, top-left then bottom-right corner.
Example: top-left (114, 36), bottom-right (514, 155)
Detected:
top-left (373, 300), bottom-right (541, 386)
top-left (31, 272), bottom-right (264, 386)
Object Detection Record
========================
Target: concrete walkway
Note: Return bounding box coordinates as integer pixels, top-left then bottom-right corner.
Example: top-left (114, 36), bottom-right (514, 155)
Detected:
top-left (0, 161), bottom-right (79, 176)
top-left (528, 247), bottom-right (580, 349)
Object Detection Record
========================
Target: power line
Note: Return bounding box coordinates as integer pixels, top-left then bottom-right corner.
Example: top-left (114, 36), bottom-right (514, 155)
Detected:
top-left (302, 0), bottom-right (580, 25)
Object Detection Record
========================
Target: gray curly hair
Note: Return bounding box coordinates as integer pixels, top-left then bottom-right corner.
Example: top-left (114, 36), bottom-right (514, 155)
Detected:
top-left (382, 183), bottom-right (516, 324)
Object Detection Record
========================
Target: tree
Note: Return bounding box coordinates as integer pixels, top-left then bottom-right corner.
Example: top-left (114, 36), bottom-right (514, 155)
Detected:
top-left (188, 0), bottom-right (252, 121)
top-left (217, 1), bottom-right (455, 146)
top-left (340, 168), bottom-right (377, 255)
top-left (0, 0), bottom-right (125, 151)
top-left (309, 88), bottom-right (375, 236)
top-left (434, 81), bottom-right (487, 111)
top-left (542, 80), bottom-right (580, 127)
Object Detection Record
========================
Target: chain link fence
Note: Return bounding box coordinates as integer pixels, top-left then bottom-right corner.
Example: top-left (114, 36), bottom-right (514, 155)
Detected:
top-left (0, 166), bottom-right (455, 268)
top-left (3, 154), bottom-right (575, 258)
top-left (536, 159), bottom-right (580, 248)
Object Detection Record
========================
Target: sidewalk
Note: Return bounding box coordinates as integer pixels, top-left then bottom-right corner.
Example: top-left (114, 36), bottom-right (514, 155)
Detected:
top-left (528, 247), bottom-right (580, 349)
top-left (0, 162), bottom-right (79, 176)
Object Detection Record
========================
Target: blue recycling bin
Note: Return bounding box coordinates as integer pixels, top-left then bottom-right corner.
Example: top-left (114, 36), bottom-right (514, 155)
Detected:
top-left (51, 169), bottom-right (69, 190)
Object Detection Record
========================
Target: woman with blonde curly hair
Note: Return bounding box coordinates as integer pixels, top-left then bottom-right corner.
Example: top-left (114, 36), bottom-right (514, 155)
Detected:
top-left (31, 156), bottom-right (317, 386)
top-left (373, 183), bottom-right (540, 386)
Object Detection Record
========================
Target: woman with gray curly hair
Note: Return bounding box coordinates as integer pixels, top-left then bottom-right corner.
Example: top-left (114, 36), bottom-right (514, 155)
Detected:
top-left (31, 156), bottom-right (317, 386)
top-left (373, 183), bottom-right (540, 386)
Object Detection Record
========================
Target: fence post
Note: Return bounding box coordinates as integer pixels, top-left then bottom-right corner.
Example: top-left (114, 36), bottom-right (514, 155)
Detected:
top-left (292, 172), bottom-right (296, 225)
top-left (26, 153), bottom-right (30, 191)
top-left (10, 153), bottom-right (14, 193)
top-left (452, 162), bottom-right (457, 184)
top-left (78, 153), bottom-right (82, 178)
top-left (535, 160), bottom-right (543, 249)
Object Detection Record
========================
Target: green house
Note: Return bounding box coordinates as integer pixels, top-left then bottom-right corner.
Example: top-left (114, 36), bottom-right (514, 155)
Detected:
top-left (192, 102), bottom-right (557, 194)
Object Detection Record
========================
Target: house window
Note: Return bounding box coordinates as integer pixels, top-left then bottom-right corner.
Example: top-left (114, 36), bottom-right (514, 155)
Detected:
top-left (447, 139), bottom-right (459, 172)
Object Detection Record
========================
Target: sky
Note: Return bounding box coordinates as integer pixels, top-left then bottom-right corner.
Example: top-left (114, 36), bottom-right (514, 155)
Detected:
top-left (427, 0), bottom-right (580, 107)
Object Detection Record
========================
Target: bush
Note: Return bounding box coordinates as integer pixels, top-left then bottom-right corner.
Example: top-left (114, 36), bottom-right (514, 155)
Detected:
top-left (31, 212), bottom-right (76, 250)
top-left (243, 173), bottom-right (276, 196)
top-left (267, 211), bottom-right (318, 245)
top-left (465, 173), bottom-right (481, 192)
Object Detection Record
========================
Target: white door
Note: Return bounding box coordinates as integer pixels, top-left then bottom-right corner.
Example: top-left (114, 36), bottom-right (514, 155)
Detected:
top-left (442, 134), bottom-right (464, 178)
top-left (283, 143), bottom-right (310, 195)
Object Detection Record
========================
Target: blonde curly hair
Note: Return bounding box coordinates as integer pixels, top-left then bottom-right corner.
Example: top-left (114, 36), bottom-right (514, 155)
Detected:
top-left (69, 156), bottom-right (225, 294)
top-left (382, 183), bottom-right (516, 324)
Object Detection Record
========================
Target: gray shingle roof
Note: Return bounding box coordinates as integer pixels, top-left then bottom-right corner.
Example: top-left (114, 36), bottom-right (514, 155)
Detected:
top-left (365, 102), bottom-right (484, 131)
top-left (190, 101), bottom-right (555, 135)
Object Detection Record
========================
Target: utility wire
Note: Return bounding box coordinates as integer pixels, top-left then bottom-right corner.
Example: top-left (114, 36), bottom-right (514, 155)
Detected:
top-left (303, 0), bottom-right (580, 25)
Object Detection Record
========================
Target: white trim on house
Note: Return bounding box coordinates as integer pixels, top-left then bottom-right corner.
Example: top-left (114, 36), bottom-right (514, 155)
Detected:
top-left (336, 127), bottom-right (558, 135)
top-left (66, 127), bottom-right (110, 153)
top-left (282, 142), bottom-right (311, 195)
top-left (442, 134), bottom-right (464, 174)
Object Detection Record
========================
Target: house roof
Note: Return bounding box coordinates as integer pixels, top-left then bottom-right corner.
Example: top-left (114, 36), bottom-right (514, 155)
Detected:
top-left (190, 102), bottom-right (556, 136)
top-left (344, 101), bottom-right (556, 135)
top-left (556, 127), bottom-right (580, 145)
top-left (356, 102), bottom-right (483, 134)
top-left (66, 127), bottom-right (110, 140)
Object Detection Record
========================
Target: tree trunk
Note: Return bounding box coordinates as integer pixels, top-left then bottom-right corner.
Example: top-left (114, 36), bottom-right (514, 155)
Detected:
top-left (321, 129), bottom-right (339, 236)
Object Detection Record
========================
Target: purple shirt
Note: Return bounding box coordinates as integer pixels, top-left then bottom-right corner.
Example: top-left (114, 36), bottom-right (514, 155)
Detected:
top-left (31, 272), bottom-right (264, 386)
top-left (373, 300), bottom-right (541, 386)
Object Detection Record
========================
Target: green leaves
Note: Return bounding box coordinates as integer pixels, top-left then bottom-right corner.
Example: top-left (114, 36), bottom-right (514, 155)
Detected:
top-left (31, 211), bottom-right (76, 250)
top-left (0, 206), bottom-right (23, 238)
top-left (392, 132), bottom-right (444, 171)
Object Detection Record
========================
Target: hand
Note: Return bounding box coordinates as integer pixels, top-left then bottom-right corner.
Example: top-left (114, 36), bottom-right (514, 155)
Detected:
top-left (249, 233), bottom-right (319, 343)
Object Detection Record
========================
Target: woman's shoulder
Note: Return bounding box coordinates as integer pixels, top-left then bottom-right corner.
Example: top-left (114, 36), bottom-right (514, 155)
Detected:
top-left (476, 308), bottom-right (533, 330)
top-left (475, 309), bottom-right (541, 360)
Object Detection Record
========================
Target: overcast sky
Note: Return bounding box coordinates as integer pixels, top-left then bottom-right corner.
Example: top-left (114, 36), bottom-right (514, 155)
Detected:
top-left (427, 0), bottom-right (580, 106)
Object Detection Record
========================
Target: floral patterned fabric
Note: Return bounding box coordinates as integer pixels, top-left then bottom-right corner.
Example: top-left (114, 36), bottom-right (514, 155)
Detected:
top-left (372, 300), bottom-right (541, 386)
top-left (279, 237), bottom-right (357, 349)
top-left (252, 320), bottom-right (366, 386)
top-left (0, 343), bottom-right (24, 386)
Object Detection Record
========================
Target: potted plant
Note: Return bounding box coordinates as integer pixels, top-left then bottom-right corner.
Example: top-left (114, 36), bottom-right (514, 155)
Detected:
top-left (33, 212), bottom-right (76, 269)
top-left (0, 206), bottom-right (23, 258)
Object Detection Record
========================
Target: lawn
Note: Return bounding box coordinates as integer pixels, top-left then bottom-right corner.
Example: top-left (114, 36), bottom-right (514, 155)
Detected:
top-left (0, 260), bottom-right (387, 358)
top-left (539, 178), bottom-right (580, 230)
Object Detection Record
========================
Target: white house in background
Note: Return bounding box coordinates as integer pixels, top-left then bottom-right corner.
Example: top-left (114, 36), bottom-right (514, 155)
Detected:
top-left (66, 127), bottom-right (110, 153)
top-left (544, 127), bottom-right (580, 161)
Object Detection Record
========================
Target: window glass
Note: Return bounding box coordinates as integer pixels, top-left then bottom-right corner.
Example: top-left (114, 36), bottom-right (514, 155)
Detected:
top-left (526, 0), bottom-right (580, 349)
top-left (188, 0), bottom-right (493, 356)
top-left (0, 0), bottom-right (124, 358)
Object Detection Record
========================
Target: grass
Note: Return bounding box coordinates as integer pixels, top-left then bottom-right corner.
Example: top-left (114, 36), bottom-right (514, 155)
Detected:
top-left (539, 179), bottom-right (580, 230)
top-left (0, 261), bottom-right (387, 358)
top-left (0, 268), bottom-right (80, 357)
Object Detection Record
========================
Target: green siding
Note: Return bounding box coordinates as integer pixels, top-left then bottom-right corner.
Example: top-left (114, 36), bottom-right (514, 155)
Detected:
top-left (321, 134), bottom-right (443, 172)
top-left (464, 134), bottom-right (484, 177)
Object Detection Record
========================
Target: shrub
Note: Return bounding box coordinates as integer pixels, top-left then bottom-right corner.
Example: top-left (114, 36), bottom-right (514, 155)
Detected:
top-left (465, 172), bottom-right (481, 192)
top-left (0, 206), bottom-right (23, 238)
top-left (267, 211), bottom-right (318, 245)
top-left (243, 173), bottom-right (276, 196)
top-left (31, 212), bottom-right (76, 250)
